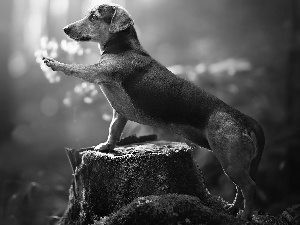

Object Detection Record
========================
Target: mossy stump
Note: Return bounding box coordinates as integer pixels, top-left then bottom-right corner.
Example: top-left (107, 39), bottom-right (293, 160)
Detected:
top-left (59, 141), bottom-right (228, 224)
top-left (59, 140), bottom-right (298, 225)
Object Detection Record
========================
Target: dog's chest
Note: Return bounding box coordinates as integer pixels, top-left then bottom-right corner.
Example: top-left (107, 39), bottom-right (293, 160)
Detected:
top-left (99, 83), bottom-right (142, 121)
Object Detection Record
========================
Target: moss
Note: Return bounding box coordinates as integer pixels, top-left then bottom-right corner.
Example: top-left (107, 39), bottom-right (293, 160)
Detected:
top-left (96, 194), bottom-right (241, 225)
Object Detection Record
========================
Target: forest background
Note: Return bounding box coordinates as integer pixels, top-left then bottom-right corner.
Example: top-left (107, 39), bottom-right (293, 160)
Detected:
top-left (0, 0), bottom-right (299, 224)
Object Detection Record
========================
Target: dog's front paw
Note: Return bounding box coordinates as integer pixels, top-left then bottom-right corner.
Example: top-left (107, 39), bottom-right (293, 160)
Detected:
top-left (42, 57), bottom-right (63, 71)
top-left (94, 142), bottom-right (114, 152)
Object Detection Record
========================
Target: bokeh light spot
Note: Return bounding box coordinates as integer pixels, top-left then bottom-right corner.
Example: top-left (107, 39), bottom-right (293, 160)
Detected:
top-left (8, 52), bottom-right (27, 78)
top-left (12, 125), bottom-right (35, 144)
top-left (40, 96), bottom-right (59, 117)
top-left (102, 113), bottom-right (112, 121)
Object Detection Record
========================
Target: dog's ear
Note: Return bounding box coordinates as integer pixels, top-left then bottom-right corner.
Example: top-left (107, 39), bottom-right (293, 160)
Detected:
top-left (109, 6), bottom-right (134, 33)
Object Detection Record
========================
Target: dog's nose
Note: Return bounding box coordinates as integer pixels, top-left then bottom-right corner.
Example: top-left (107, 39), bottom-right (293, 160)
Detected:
top-left (63, 26), bottom-right (71, 34)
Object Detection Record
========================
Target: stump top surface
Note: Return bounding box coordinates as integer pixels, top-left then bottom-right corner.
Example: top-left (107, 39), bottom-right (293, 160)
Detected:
top-left (82, 141), bottom-right (191, 158)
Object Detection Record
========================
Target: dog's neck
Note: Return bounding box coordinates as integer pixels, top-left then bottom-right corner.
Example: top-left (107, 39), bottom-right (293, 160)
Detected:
top-left (101, 26), bottom-right (144, 54)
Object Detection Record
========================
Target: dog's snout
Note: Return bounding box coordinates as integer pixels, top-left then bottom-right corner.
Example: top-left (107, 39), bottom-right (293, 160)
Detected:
top-left (63, 26), bottom-right (71, 35)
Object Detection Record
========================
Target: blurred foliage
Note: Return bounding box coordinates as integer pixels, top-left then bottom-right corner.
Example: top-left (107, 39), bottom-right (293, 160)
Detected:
top-left (0, 0), bottom-right (300, 224)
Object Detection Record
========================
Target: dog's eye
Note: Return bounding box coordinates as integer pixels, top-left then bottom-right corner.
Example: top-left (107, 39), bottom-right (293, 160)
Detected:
top-left (89, 14), bottom-right (98, 21)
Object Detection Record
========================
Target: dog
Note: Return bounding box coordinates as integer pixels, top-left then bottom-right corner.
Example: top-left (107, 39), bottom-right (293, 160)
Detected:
top-left (42, 3), bottom-right (265, 220)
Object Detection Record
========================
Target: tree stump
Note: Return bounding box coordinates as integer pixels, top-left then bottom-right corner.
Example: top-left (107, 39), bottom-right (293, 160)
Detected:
top-left (59, 138), bottom-right (297, 225)
top-left (59, 140), bottom-right (226, 224)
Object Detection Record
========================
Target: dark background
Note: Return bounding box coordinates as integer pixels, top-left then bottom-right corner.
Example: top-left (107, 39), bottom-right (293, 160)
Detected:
top-left (0, 0), bottom-right (300, 224)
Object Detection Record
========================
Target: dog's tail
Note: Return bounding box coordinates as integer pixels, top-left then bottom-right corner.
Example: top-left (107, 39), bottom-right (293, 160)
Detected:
top-left (249, 122), bottom-right (265, 182)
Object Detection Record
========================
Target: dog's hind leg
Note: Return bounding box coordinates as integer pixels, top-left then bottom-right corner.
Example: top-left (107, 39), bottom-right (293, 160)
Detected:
top-left (225, 163), bottom-right (256, 220)
top-left (206, 115), bottom-right (257, 220)
top-left (226, 186), bottom-right (244, 215)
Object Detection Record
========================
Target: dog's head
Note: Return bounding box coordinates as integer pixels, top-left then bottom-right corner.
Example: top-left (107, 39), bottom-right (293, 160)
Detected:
top-left (63, 3), bottom-right (134, 43)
